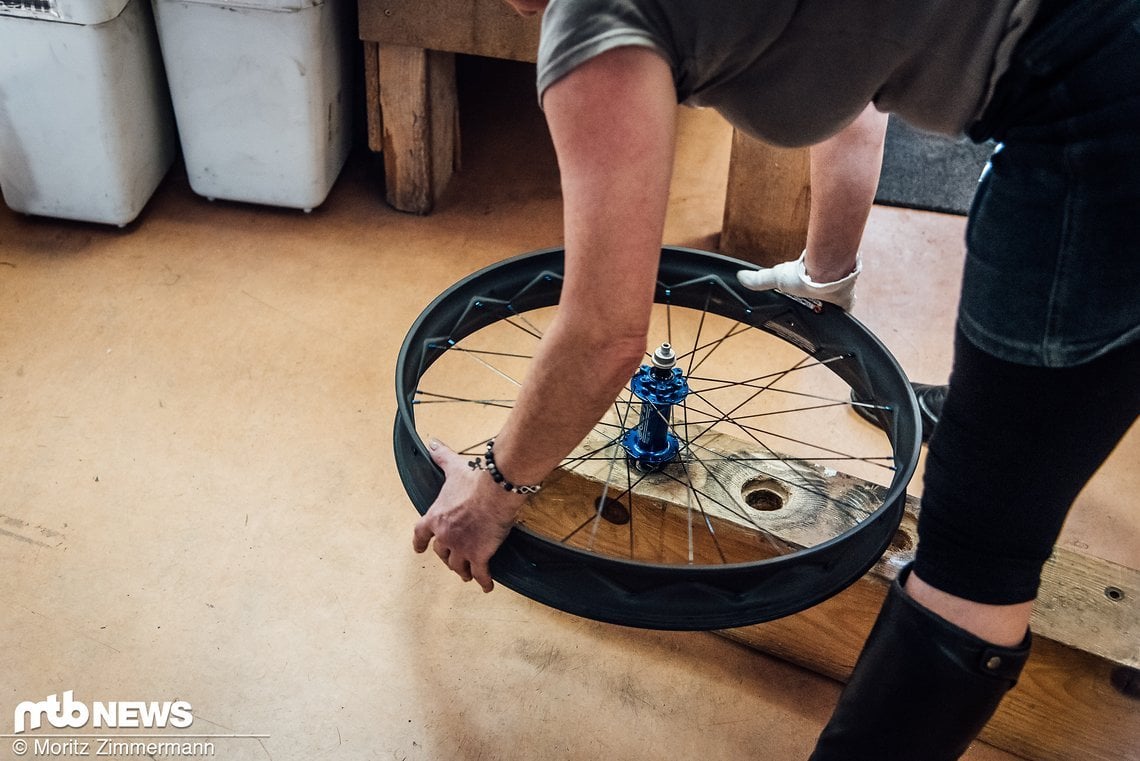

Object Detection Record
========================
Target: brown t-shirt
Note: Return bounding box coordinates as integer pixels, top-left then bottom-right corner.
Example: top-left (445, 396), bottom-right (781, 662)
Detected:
top-left (536, 0), bottom-right (1040, 146)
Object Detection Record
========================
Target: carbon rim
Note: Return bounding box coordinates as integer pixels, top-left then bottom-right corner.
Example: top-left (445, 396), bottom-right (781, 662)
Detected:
top-left (394, 247), bottom-right (921, 629)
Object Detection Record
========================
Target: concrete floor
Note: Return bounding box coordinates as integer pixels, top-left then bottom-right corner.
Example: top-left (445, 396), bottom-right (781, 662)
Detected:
top-left (2, 58), bottom-right (1135, 760)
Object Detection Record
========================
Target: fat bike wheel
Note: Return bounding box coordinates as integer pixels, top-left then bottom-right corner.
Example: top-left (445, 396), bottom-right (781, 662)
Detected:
top-left (394, 246), bottom-right (921, 630)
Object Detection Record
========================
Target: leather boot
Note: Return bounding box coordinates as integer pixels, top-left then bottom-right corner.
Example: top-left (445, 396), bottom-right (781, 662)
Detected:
top-left (808, 565), bottom-right (1031, 761)
top-left (852, 382), bottom-right (946, 441)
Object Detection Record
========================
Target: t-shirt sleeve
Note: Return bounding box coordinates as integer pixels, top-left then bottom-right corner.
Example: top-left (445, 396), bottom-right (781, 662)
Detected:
top-left (536, 0), bottom-right (674, 105)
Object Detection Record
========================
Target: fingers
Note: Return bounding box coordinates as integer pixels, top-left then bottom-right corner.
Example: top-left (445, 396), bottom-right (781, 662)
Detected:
top-left (737, 258), bottom-right (801, 292)
top-left (414, 510), bottom-right (490, 589)
top-left (412, 516), bottom-right (433, 554)
top-left (737, 261), bottom-right (856, 311)
top-left (736, 268), bottom-right (776, 290)
top-left (421, 534), bottom-right (494, 591)
top-left (432, 534), bottom-right (450, 562)
top-left (416, 437), bottom-right (498, 592)
top-left (433, 538), bottom-right (469, 580)
top-left (434, 541), bottom-right (472, 583)
top-left (427, 437), bottom-right (456, 469)
top-left (426, 532), bottom-right (490, 590)
top-left (471, 558), bottom-right (494, 593)
top-left (413, 438), bottom-right (451, 555)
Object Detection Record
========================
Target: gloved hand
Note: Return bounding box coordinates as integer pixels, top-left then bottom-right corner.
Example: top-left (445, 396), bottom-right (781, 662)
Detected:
top-left (736, 250), bottom-right (862, 312)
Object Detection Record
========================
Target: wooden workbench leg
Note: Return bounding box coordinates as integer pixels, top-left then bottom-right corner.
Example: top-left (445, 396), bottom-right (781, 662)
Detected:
top-left (376, 45), bottom-right (458, 214)
top-left (720, 128), bottom-right (811, 267)
top-left (362, 42), bottom-right (384, 154)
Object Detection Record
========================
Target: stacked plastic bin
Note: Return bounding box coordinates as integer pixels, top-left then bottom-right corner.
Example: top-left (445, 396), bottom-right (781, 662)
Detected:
top-left (0, 0), bottom-right (177, 226)
top-left (151, 0), bottom-right (353, 212)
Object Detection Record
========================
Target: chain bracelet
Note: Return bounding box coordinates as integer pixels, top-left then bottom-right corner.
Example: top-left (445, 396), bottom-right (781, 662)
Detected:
top-left (467, 439), bottom-right (543, 495)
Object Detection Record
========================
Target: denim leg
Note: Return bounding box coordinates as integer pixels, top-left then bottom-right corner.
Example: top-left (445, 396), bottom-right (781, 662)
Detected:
top-left (960, 5), bottom-right (1140, 367)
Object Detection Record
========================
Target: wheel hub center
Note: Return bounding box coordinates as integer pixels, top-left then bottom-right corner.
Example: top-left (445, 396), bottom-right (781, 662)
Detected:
top-left (621, 343), bottom-right (690, 470)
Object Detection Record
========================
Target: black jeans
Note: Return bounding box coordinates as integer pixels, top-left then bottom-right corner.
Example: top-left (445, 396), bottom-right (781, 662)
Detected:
top-left (915, 0), bottom-right (1140, 604)
top-left (914, 329), bottom-right (1140, 604)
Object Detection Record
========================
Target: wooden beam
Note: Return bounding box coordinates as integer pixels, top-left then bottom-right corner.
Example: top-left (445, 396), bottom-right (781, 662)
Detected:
top-left (717, 542), bottom-right (1140, 761)
top-left (376, 45), bottom-right (459, 214)
top-left (721, 129), bottom-right (811, 267)
top-left (358, 0), bottom-right (538, 213)
top-left (527, 428), bottom-right (895, 562)
top-left (359, 0), bottom-right (541, 62)
top-left (526, 429), bottom-right (1140, 761)
top-left (362, 41), bottom-right (383, 154)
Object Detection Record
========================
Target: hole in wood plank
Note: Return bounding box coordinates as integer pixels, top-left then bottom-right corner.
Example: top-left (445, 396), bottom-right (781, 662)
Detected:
top-left (741, 478), bottom-right (788, 512)
top-left (1110, 666), bottom-right (1140, 700)
top-left (594, 496), bottom-right (630, 525)
top-left (1104, 586), bottom-right (1124, 602)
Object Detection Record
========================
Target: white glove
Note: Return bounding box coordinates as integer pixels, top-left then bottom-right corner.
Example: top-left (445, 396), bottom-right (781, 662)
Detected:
top-left (736, 250), bottom-right (862, 312)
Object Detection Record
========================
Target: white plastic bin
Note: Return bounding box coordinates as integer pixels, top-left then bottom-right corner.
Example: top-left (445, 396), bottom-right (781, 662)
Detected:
top-left (151, 0), bottom-right (352, 212)
top-left (0, 0), bottom-right (177, 226)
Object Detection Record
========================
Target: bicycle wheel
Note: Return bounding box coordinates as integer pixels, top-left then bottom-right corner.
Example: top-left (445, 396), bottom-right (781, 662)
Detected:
top-left (394, 246), bottom-right (921, 630)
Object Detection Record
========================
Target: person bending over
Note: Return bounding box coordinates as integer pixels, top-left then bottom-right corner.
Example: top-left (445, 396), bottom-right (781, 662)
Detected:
top-left (413, 1), bottom-right (1140, 758)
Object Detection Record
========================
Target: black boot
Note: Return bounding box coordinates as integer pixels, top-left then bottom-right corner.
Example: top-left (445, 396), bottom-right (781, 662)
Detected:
top-left (809, 565), bottom-right (1031, 761)
top-left (852, 382), bottom-right (947, 442)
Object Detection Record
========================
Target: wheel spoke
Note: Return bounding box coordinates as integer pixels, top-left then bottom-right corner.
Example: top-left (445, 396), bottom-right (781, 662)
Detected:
top-left (687, 353), bottom-right (851, 394)
top-left (676, 322), bottom-right (752, 376)
top-left (505, 314), bottom-right (545, 341)
top-left (414, 390), bottom-right (515, 410)
top-left (396, 247), bottom-right (920, 628)
top-left (433, 345), bottom-right (534, 361)
top-left (422, 299), bottom-right (896, 553)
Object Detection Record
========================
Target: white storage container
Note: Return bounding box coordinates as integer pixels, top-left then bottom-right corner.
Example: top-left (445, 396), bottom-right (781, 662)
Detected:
top-left (0, 0), bottom-right (177, 226)
top-left (151, 0), bottom-right (352, 212)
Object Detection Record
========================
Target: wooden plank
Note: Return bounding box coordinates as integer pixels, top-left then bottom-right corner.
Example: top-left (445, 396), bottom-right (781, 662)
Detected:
top-left (528, 428), bottom-right (893, 565)
top-left (718, 577), bottom-right (1140, 761)
top-left (525, 428), bottom-right (890, 566)
top-left (1035, 548), bottom-right (1139, 668)
top-left (721, 129), bottom-right (811, 266)
top-left (718, 544), bottom-right (1140, 761)
top-left (376, 45), bottom-right (458, 214)
top-left (359, 0), bottom-right (541, 62)
top-left (528, 428), bottom-right (1140, 761)
top-left (362, 41), bottom-right (383, 153)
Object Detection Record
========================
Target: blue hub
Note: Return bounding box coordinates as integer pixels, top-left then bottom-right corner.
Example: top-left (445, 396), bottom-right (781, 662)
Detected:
top-left (621, 343), bottom-right (690, 470)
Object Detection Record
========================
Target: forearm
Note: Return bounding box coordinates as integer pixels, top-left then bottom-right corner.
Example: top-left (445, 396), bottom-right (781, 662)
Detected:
top-left (805, 103), bottom-right (888, 282)
top-left (491, 316), bottom-right (648, 486)
top-left (489, 46), bottom-right (677, 486)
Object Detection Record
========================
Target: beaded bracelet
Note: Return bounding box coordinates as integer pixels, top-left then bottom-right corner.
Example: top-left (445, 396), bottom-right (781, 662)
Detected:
top-left (470, 439), bottom-right (543, 495)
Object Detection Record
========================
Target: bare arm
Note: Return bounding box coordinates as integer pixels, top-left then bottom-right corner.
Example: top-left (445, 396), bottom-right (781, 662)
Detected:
top-left (494, 47), bottom-right (677, 481)
top-left (737, 104), bottom-right (887, 308)
top-left (805, 103), bottom-right (888, 282)
top-left (413, 46), bottom-right (678, 591)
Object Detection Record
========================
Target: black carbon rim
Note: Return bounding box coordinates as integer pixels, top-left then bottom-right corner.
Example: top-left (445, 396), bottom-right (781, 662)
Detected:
top-left (395, 247), bottom-right (921, 630)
